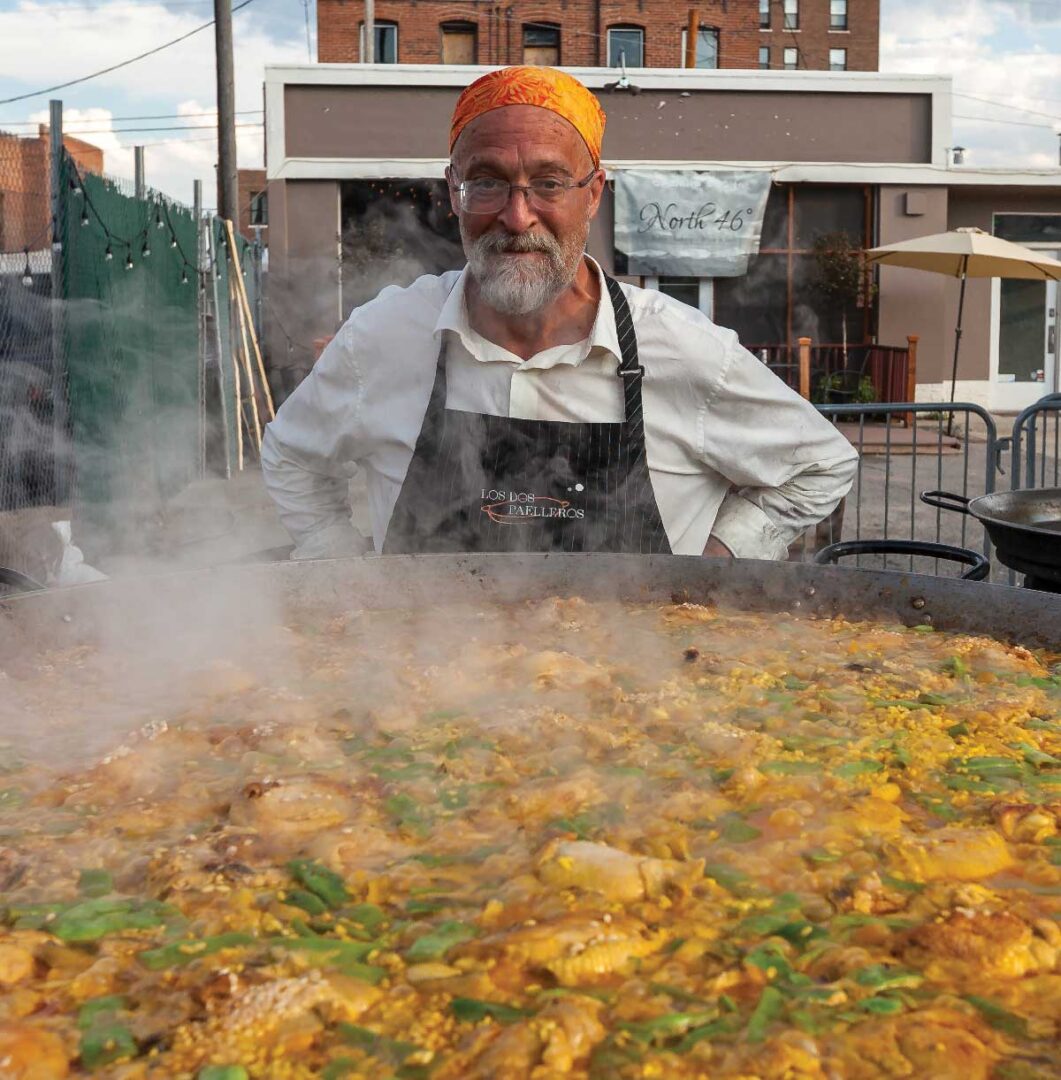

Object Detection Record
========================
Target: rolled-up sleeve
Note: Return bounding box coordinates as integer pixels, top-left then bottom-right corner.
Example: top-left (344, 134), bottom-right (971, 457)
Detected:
top-left (700, 341), bottom-right (858, 560)
top-left (260, 322), bottom-right (367, 558)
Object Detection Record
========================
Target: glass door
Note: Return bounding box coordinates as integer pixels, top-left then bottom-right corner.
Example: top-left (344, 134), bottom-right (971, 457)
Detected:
top-left (999, 253), bottom-right (1059, 395)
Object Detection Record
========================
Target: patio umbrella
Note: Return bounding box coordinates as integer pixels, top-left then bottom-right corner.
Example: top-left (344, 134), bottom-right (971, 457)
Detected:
top-left (865, 227), bottom-right (1061, 407)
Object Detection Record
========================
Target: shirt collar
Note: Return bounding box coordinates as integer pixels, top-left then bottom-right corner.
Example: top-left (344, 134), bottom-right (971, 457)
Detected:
top-left (433, 255), bottom-right (622, 369)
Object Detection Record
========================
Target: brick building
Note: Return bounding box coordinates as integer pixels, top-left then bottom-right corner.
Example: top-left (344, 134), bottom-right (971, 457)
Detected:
top-left (237, 167), bottom-right (268, 244)
top-left (0, 127), bottom-right (103, 254)
top-left (317, 0), bottom-right (878, 71)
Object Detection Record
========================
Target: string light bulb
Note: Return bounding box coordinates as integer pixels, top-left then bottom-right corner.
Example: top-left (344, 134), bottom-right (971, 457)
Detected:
top-left (21, 250), bottom-right (33, 288)
top-left (125, 252), bottom-right (134, 270)
top-left (180, 269), bottom-right (189, 285)
top-left (170, 234), bottom-right (178, 248)
top-left (155, 210), bottom-right (165, 229)
top-left (104, 244), bottom-right (114, 261)
top-left (80, 210), bottom-right (90, 227)
top-left (141, 240), bottom-right (151, 258)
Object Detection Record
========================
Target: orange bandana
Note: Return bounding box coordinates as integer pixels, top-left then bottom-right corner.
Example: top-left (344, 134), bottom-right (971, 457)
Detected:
top-left (450, 66), bottom-right (606, 167)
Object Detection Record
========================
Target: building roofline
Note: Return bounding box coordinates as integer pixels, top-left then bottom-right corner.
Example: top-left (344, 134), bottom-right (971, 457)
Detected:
top-left (267, 156), bottom-right (1061, 188)
top-left (264, 62), bottom-right (951, 98)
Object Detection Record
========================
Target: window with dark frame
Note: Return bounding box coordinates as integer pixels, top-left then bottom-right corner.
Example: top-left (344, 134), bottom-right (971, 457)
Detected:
top-left (607, 26), bottom-right (644, 68)
top-left (523, 24), bottom-right (560, 65)
top-left (249, 191), bottom-right (267, 227)
top-left (783, 0), bottom-right (799, 30)
top-left (829, 47), bottom-right (847, 70)
top-left (759, 0), bottom-right (770, 29)
top-left (830, 0), bottom-right (848, 30)
top-left (361, 20), bottom-right (398, 62)
top-left (758, 45), bottom-right (771, 69)
top-left (441, 21), bottom-right (477, 64)
top-left (680, 26), bottom-right (720, 68)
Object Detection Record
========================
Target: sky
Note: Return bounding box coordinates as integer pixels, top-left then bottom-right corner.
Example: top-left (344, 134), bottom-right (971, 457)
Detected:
top-left (0, 0), bottom-right (1058, 208)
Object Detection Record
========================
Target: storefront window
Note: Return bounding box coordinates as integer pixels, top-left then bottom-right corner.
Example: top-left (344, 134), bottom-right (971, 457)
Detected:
top-left (714, 184), bottom-right (871, 350)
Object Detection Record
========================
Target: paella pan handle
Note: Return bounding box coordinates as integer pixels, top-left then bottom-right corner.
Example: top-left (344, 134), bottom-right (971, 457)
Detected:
top-left (920, 490), bottom-right (971, 515)
top-left (814, 539), bottom-right (991, 581)
top-left (0, 566), bottom-right (46, 593)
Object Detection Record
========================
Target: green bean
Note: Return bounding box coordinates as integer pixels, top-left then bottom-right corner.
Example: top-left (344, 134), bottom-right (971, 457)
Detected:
top-left (287, 859), bottom-right (349, 909)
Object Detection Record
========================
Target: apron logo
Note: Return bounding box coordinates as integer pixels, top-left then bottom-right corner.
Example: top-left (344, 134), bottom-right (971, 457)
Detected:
top-left (480, 489), bottom-right (587, 524)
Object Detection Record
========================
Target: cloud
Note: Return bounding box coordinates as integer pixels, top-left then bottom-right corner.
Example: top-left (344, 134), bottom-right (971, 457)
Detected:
top-left (0, 0), bottom-right (304, 202)
top-left (881, 0), bottom-right (1061, 168)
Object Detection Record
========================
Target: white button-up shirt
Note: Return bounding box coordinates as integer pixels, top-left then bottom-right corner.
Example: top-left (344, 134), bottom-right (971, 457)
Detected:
top-left (261, 260), bottom-right (857, 559)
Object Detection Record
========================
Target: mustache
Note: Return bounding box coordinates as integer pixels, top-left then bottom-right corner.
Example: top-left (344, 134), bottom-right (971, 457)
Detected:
top-left (474, 231), bottom-right (561, 256)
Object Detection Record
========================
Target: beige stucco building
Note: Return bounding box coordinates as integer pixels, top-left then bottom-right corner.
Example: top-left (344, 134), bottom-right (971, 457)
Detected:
top-left (261, 64), bottom-right (1060, 410)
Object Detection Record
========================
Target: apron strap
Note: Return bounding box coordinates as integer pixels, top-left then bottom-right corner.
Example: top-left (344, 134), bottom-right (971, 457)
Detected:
top-left (603, 274), bottom-right (646, 428)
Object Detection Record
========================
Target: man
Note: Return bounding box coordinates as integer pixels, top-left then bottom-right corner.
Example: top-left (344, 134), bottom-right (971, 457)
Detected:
top-left (262, 66), bottom-right (857, 559)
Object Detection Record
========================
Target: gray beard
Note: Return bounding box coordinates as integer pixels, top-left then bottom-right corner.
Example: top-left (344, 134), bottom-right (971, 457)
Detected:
top-left (462, 226), bottom-right (587, 316)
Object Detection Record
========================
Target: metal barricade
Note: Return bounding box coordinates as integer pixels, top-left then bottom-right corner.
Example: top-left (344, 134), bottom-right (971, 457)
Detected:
top-left (1010, 393), bottom-right (1061, 492)
top-left (802, 403), bottom-right (1000, 578)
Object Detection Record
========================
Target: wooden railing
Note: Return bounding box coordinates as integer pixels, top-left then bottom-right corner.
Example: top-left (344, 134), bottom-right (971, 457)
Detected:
top-left (748, 337), bottom-right (919, 405)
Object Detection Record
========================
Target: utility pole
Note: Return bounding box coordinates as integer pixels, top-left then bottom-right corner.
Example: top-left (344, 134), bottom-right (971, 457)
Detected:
top-left (685, 9), bottom-right (698, 69)
top-left (49, 99), bottom-right (68, 503)
top-left (363, 0), bottom-right (375, 62)
top-left (214, 0), bottom-right (239, 224)
top-left (134, 146), bottom-right (145, 198)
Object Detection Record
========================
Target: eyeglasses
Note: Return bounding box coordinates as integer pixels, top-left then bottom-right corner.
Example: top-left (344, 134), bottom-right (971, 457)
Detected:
top-left (455, 170), bottom-right (598, 215)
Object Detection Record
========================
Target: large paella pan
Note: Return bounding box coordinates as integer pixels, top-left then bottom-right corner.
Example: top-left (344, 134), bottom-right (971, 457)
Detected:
top-left (0, 555), bottom-right (1058, 1079)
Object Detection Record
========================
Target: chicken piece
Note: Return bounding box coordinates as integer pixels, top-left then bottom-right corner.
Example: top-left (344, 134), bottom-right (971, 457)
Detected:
top-left (893, 1014), bottom-right (997, 1080)
top-left (228, 776), bottom-right (356, 839)
top-left (0, 1022), bottom-right (69, 1078)
top-left (833, 796), bottom-right (908, 837)
top-left (517, 650), bottom-right (612, 691)
top-left (991, 802), bottom-right (1059, 844)
top-left (660, 603), bottom-right (717, 625)
top-left (536, 839), bottom-right (704, 903)
top-left (887, 827), bottom-right (1013, 883)
top-left (167, 971), bottom-right (329, 1071)
top-left (743, 1031), bottom-right (826, 1079)
top-left (453, 996), bottom-right (606, 1079)
top-left (316, 974), bottom-right (382, 1023)
top-left (904, 909), bottom-right (1057, 979)
top-left (0, 944), bottom-right (34, 986)
top-left (471, 912), bottom-right (664, 986)
top-left (504, 772), bottom-right (603, 824)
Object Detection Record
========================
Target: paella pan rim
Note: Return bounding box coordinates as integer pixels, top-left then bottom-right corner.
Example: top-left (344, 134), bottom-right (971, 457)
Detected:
top-left (966, 487), bottom-right (1061, 539)
top-left (1, 553), bottom-right (1059, 650)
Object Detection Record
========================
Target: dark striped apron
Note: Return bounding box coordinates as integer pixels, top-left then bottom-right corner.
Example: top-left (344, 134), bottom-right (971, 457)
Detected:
top-left (382, 276), bottom-right (671, 555)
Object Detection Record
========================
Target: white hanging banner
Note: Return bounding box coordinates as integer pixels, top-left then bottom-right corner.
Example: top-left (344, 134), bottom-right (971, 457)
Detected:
top-left (614, 169), bottom-right (773, 277)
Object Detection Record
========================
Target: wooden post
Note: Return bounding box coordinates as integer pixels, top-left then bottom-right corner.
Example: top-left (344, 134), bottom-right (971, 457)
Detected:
top-left (798, 337), bottom-right (812, 400)
top-left (685, 9), bottom-right (698, 68)
top-left (904, 334), bottom-right (919, 428)
top-left (224, 218), bottom-right (275, 420)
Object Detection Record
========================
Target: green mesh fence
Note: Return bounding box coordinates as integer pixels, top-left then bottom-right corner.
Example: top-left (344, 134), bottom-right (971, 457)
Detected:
top-left (60, 153), bottom-right (200, 553)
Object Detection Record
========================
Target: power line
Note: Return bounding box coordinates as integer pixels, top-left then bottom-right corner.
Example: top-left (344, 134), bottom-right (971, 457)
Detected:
top-left (952, 91), bottom-right (1060, 123)
top-left (52, 121), bottom-right (263, 135)
top-left (0, 110), bottom-right (262, 128)
top-left (0, 0), bottom-right (257, 106)
top-left (953, 113), bottom-right (1059, 130)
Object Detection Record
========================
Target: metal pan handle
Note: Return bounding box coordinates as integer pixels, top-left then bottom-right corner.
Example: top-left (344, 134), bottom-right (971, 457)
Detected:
top-left (814, 539), bottom-right (990, 581)
top-left (920, 490), bottom-right (972, 515)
